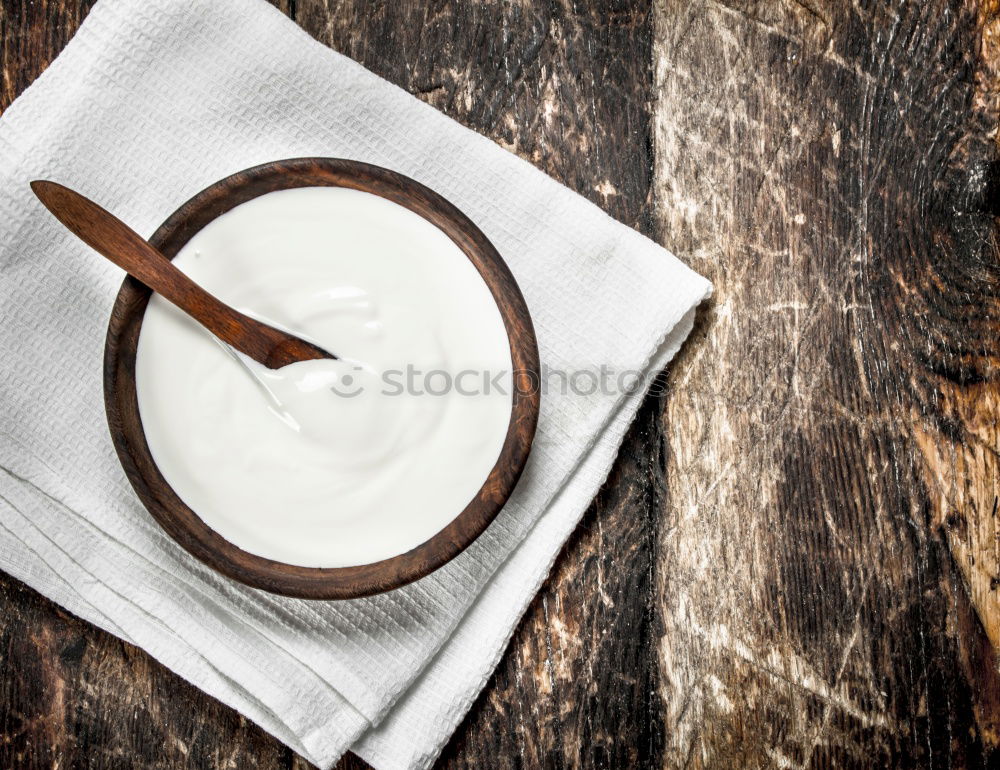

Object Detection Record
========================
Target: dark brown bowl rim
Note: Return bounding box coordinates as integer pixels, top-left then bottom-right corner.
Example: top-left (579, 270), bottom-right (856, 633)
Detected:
top-left (103, 157), bottom-right (540, 600)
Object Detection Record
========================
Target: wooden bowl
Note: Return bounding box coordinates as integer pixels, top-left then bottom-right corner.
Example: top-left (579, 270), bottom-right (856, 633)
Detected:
top-left (104, 158), bottom-right (540, 600)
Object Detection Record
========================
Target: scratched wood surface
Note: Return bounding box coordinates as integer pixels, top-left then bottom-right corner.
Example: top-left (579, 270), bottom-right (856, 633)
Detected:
top-left (656, 0), bottom-right (1000, 766)
top-left (2, 0), bottom-right (999, 768)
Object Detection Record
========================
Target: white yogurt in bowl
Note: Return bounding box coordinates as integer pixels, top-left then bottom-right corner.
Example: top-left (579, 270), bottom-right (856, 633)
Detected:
top-left (134, 185), bottom-right (514, 568)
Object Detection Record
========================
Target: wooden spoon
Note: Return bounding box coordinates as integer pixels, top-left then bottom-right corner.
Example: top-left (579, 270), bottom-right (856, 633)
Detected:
top-left (30, 180), bottom-right (333, 369)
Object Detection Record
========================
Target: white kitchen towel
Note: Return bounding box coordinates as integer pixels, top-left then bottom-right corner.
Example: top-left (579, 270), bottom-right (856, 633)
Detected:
top-left (0, 0), bottom-right (710, 767)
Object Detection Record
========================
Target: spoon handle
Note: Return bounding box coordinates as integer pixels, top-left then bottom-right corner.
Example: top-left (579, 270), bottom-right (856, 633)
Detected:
top-left (30, 180), bottom-right (332, 369)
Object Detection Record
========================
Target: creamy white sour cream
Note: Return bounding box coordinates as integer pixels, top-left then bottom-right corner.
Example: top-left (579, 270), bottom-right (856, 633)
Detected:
top-left (135, 186), bottom-right (513, 567)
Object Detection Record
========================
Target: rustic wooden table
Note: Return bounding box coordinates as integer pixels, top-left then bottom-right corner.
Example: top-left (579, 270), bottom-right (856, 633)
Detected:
top-left (3, 0), bottom-right (1000, 767)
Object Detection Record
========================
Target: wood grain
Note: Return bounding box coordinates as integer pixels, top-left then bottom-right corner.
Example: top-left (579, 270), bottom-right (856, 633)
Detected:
top-left (4, 0), bottom-right (1000, 767)
top-left (653, 0), bottom-right (1000, 765)
top-left (105, 157), bottom-right (539, 600)
top-left (293, 2), bottom-right (675, 766)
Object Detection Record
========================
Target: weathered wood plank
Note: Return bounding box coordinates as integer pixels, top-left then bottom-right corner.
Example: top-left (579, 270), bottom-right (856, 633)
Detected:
top-left (653, 0), bottom-right (1000, 765)
top-left (294, 1), bottom-right (666, 765)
